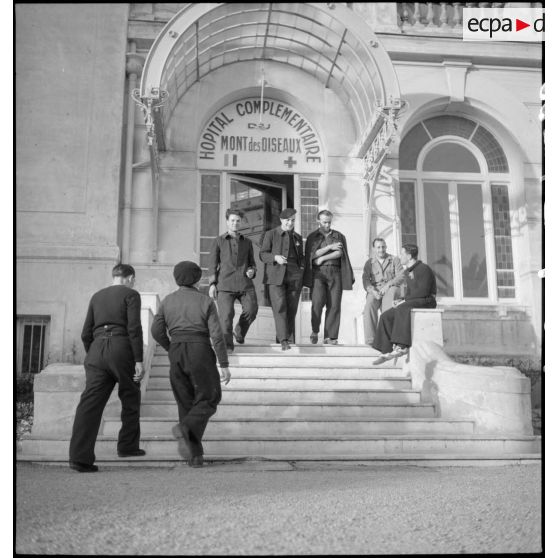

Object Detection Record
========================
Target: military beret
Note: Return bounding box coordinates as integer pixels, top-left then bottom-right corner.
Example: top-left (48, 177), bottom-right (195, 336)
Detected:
top-left (173, 260), bottom-right (202, 287)
top-left (279, 208), bottom-right (297, 219)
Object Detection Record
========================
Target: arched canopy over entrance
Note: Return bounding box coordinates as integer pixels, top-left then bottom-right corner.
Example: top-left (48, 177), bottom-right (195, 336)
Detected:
top-left (138, 2), bottom-right (401, 154)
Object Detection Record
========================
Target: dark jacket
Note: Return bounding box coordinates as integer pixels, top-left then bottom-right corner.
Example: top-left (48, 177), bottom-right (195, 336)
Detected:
top-left (151, 286), bottom-right (229, 367)
top-left (404, 260), bottom-right (437, 304)
top-left (207, 232), bottom-right (257, 292)
top-left (303, 229), bottom-right (355, 290)
top-left (81, 285), bottom-right (143, 362)
top-left (260, 226), bottom-right (305, 285)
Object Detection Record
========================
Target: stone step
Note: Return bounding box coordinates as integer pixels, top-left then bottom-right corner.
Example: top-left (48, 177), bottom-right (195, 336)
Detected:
top-left (149, 365), bottom-right (410, 379)
top-left (18, 435), bottom-right (542, 461)
top-left (101, 417), bottom-right (475, 437)
top-left (146, 376), bottom-right (412, 391)
top-left (154, 344), bottom-right (382, 357)
top-left (140, 402), bottom-right (437, 420)
top-left (144, 388), bottom-right (422, 405)
top-left (150, 354), bottom-right (401, 368)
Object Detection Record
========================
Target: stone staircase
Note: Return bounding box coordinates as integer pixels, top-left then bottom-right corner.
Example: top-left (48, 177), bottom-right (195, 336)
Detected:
top-left (94, 344), bottom-right (539, 464)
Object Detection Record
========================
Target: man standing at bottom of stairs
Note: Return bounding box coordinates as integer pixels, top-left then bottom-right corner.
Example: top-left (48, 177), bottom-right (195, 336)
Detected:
top-left (69, 264), bottom-right (146, 473)
top-left (151, 261), bottom-right (231, 468)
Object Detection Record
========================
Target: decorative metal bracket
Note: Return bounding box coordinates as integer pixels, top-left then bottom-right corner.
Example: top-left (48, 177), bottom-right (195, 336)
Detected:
top-left (363, 97), bottom-right (406, 197)
top-left (132, 88), bottom-right (169, 148)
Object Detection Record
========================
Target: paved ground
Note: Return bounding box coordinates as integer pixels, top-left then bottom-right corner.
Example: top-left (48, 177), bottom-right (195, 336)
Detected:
top-left (16, 461), bottom-right (541, 555)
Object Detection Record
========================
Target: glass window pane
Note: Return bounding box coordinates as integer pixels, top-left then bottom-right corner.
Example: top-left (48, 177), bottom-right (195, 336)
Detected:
top-left (399, 181), bottom-right (417, 245)
top-left (424, 182), bottom-right (454, 297)
top-left (471, 127), bottom-right (509, 172)
top-left (399, 123), bottom-right (431, 170)
top-left (457, 183), bottom-right (488, 297)
top-left (22, 325), bottom-right (32, 374)
top-left (423, 143), bottom-right (480, 173)
top-left (200, 203), bottom-right (219, 237)
top-left (423, 115), bottom-right (476, 139)
top-left (201, 174), bottom-right (220, 202)
top-left (491, 184), bottom-right (515, 298)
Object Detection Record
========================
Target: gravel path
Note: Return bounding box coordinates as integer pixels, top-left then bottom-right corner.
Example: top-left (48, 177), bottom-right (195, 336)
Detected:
top-left (16, 461), bottom-right (541, 555)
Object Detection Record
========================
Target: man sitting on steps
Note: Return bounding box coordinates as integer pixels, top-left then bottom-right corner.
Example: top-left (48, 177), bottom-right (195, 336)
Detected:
top-left (372, 244), bottom-right (437, 364)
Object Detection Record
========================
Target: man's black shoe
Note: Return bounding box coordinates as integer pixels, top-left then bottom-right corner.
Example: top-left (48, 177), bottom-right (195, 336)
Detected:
top-left (281, 340), bottom-right (291, 351)
top-left (189, 455), bottom-right (204, 468)
top-left (233, 327), bottom-right (245, 344)
top-left (172, 423), bottom-right (196, 460)
top-left (69, 461), bottom-right (98, 473)
top-left (117, 449), bottom-right (146, 458)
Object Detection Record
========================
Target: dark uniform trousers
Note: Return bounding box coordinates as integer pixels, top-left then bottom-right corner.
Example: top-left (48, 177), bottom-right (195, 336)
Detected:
top-left (269, 263), bottom-right (303, 343)
top-left (217, 289), bottom-right (258, 349)
top-left (69, 335), bottom-right (140, 464)
top-left (168, 340), bottom-right (222, 457)
top-left (310, 265), bottom-right (342, 340)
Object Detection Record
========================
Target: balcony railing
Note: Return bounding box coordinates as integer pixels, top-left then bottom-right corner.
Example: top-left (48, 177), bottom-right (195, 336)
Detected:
top-left (397, 3), bottom-right (543, 36)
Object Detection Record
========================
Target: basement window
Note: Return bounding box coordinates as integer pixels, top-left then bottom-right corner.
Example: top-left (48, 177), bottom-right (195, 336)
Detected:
top-left (16, 316), bottom-right (50, 375)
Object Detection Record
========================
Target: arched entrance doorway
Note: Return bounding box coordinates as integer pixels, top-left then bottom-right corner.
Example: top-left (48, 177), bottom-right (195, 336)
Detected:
top-left (131, 3), bottom-right (402, 343)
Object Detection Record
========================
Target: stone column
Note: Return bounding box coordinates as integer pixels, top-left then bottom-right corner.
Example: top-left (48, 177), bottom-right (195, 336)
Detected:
top-left (122, 44), bottom-right (144, 263)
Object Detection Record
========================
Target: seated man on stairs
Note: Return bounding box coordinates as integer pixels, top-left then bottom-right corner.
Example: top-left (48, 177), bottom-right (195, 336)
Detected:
top-left (372, 244), bottom-right (437, 364)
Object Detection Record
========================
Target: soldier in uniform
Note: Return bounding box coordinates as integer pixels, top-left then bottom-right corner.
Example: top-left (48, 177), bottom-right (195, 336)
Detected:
top-left (260, 208), bottom-right (305, 350)
top-left (207, 208), bottom-right (258, 354)
top-left (151, 261), bottom-right (231, 468)
top-left (303, 210), bottom-right (354, 344)
top-left (69, 264), bottom-right (145, 473)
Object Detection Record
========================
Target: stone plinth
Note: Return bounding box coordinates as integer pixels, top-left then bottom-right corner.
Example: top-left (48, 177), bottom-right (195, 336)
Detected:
top-left (411, 308), bottom-right (444, 346)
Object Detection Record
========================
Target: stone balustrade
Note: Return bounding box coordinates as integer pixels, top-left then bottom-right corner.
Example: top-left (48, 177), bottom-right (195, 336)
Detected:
top-left (397, 2), bottom-right (543, 36)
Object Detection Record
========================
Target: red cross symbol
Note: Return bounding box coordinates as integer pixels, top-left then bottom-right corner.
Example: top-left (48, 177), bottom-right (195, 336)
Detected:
top-left (283, 156), bottom-right (297, 168)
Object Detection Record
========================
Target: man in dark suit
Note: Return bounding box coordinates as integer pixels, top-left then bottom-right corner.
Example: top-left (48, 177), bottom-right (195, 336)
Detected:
top-left (372, 244), bottom-right (437, 364)
top-left (151, 261), bottom-right (231, 468)
top-left (260, 208), bottom-right (305, 350)
top-left (69, 264), bottom-right (145, 473)
top-left (303, 210), bottom-right (354, 345)
top-left (207, 208), bottom-right (258, 354)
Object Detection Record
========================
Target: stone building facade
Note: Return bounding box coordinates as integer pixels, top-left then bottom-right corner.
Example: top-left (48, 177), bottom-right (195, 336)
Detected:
top-left (16, 3), bottom-right (543, 373)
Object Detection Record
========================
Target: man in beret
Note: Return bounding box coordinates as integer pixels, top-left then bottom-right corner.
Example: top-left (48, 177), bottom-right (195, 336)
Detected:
top-left (69, 264), bottom-right (145, 473)
top-left (260, 208), bottom-right (305, 350)
top-left (151, 261), bottom-right (231, 468)
top-left (207, 208), bottom-right (258, 354)
top-left (303, 210), bottom-right (354, 345)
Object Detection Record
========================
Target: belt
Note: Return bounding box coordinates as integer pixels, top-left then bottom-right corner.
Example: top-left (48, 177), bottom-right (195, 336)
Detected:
top-left (94, 325), bottom-right (127, 338)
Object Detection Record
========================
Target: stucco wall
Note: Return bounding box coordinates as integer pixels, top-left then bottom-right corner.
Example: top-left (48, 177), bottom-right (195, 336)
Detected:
top-left (16, 4), bottom-right (129, 360)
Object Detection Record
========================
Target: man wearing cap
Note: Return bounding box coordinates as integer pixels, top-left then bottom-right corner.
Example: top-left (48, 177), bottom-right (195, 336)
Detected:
top-left (207, 208), bottom-right (258, 354)
top-left (151, 261), bottom-right (231, 468)
top-left (69, 263), bottom-right (145, 473)
top-left (260, 208), bottom-right (305, 350)
top-left (303, 210), bottom-right (354, 345)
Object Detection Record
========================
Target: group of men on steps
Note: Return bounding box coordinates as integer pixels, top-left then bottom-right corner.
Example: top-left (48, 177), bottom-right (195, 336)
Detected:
top-left (68, 208), bottom-right (436, 472)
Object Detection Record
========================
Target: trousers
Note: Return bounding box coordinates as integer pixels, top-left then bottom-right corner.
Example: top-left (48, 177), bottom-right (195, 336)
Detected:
top-left (362, 286), bottom-right (400, 345)
top-left (168, 341), bottom-right (222, 457)
top-left (268, 265), bottom-right (303, 343)
top-left (310, 266), bottom-right (342, 340)
top-left (216, 289), bottom-right (258, 349)
top-left (372, 298), bottom-right (437, 354)
top-left (69, 336), bottom-right (141, 465)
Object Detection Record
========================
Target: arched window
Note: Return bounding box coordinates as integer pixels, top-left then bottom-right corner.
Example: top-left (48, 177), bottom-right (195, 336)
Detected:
top-left (399, 116), bottom-right (515, 302)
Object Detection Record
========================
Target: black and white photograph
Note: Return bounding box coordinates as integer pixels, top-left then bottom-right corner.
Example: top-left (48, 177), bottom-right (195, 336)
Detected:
top-left (15, 2), bottom-right (546, 555)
